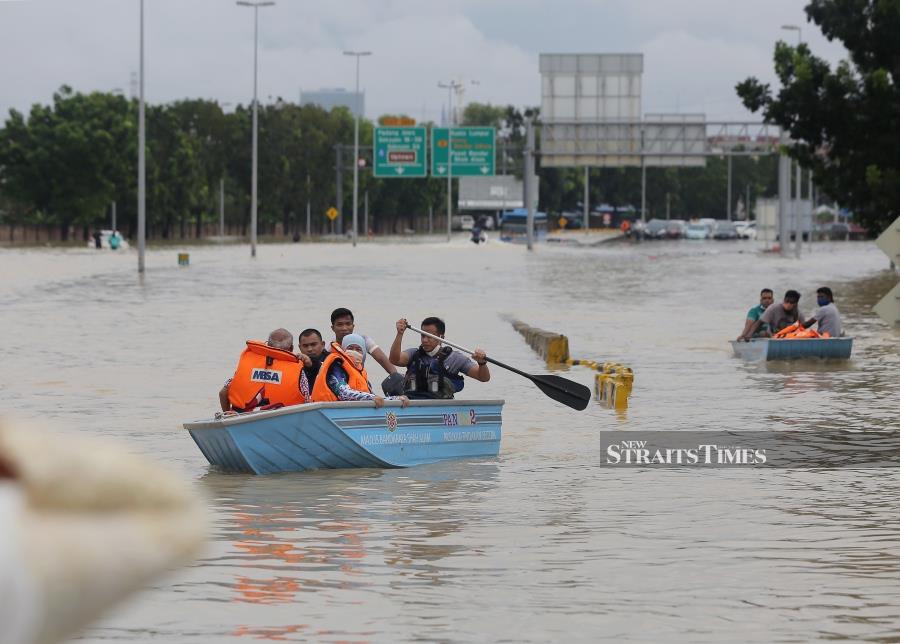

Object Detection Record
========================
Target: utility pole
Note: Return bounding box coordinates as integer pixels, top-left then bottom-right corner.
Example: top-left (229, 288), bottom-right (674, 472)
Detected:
top-left (137, 0), bottom-right (146, 273)
top-left (305, 173), bottom-right (311, 238)
top-left (524, 115), bottom-right (535, 251)
top-left (111, 201), bottom-right (117, 232)
top-left (364, 189), bottom-right (369, 237)
top-left (335, 144), bottom-right (343, 235)
top-left (795, 162), bottom-right (802, 258)
top-left (583, 167), bottom-right (589, 232)
top-left (778, 132), bottom-right (790, 257)
top-left (726, 154), bottom-right (733, 221)
top-left (344, 50), bottom-right (372, 247)
top-left (236, 0), bottom-right (275, 258)
top-left (438, 80), bottom-right (462, 242)
top-left (219, 178), bottom-right (225, 236)
top-left (666, 192), bottom-right (671, 220)
top-left (640, 127), bottom-right (646, 223)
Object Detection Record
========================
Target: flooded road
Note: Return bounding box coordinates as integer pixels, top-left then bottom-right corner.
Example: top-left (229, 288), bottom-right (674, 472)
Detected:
top-left (1, 239), bottom-right (898, 642)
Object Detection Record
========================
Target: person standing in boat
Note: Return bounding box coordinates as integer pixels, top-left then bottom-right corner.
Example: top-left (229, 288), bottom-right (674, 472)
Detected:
top-left (312, 334), bottom-right (409, 407)
top-left (389, 317), bottom-right (490, 399)
top-left (736, 288), bottom-right (774, 340)
top-left (328, 308), bottom-right (397, 376)
top-left (799, 287), bottom-right (843, 337)
top-left (298, 328), bottom-right (327, 386)
top-left (219, 328), bottom-right (311, 412)
top-left (739, 290), bottom-right (803, 341)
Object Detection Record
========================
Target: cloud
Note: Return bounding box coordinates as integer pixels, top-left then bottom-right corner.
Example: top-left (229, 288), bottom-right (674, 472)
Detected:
top-left (0, 0), bottom-right (851, 125)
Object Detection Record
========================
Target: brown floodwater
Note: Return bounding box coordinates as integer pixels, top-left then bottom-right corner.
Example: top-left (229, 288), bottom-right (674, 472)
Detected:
top-left (1, 238), bottom-right (898, 642)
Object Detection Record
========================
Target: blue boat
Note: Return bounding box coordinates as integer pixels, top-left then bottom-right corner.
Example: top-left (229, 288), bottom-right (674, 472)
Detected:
top-left (184, 399), bottom-right (504, 475)
top-left (730, 337), bottom-right (853, 361)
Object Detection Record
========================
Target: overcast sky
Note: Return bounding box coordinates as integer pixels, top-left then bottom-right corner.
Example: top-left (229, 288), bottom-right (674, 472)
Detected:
top-left (0, 0), bottom-right (850, 123)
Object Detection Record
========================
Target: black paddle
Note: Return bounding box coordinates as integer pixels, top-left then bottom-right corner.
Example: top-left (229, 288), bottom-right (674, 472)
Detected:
top-left (406, 323), bottom-right (592, 411)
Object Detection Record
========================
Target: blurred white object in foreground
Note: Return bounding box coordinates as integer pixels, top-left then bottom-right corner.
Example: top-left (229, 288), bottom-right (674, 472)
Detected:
top-left (0, 421), bottom-right (206, 644)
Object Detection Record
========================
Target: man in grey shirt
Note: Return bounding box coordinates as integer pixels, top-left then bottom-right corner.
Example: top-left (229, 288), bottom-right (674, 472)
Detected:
top-left (389, 316), bottom-right (490, 399)
top-left (741, 290), bottom-right (802, 340)
top-left (801, 287), bottom-right (843, 337)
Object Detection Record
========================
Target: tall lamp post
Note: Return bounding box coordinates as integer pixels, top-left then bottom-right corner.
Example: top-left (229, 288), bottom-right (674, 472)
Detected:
top-left (343, 50), bottom-right (371, 248)
top-left (237, 0), bottom-right (274, 258)
top-left (137, 0), bottom-right (146, 273)
top-left (782, 24), bottom-right (803, 257)
top-left (438, 80), bottom-right (462, 242)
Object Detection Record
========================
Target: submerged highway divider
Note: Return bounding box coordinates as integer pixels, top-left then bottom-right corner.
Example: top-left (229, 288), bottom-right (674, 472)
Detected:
top-left (510, 320), bottom-right (633, 410)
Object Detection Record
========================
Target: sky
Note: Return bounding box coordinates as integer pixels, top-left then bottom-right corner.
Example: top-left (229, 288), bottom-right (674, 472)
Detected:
top-left (0, 0), bottom-right (851, 123)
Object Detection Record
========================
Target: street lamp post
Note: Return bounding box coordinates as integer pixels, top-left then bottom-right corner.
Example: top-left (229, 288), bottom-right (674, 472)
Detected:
top-left (438, 80), bottom-right (462, 242)
top-left (344, 50), bottom-right (372, 248)
top-left (237, 0), bottom-right (275, 258)
top-left (781, 24), bottom-right (803, 257)
top-left (137, 0), bottom-right (146, 273)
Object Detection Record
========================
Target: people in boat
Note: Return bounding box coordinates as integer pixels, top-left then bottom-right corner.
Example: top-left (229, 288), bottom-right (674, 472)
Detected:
top-left (219, 328), bottom-right (310, 412)
top-left (737, 288), bottom-right (774, 340)
top-left (328, 307), bottom-right (397, 375)
top-left (298, 328), bottom-right (326, 386)
top-left (389, 317), bottom-right (490, 399)
top-left (312, 334), bottom-right (409, 407)
top-left (800, 287), bottom-right (843, 337)
top-left (740, 290), bottom-right (803, 341)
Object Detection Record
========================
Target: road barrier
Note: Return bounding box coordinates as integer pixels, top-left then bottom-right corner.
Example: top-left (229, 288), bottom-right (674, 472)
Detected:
top-left (511, 321), bottom-right (633, 410)
top-left (510, 321), bottom-right (570, 363)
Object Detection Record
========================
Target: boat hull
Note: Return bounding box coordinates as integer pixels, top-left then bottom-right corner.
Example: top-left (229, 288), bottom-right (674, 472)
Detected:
top-left (184, 399), bottom-right (504, 475)
top-left (730, 338), bottom-right (853, 361)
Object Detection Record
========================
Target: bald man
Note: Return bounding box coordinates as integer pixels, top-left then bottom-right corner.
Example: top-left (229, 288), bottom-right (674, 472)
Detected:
top-left (219, 328), bottom-right (310, 412)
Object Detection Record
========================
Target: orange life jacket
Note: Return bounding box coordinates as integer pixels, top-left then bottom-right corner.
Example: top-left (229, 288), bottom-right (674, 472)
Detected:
top-left (773, 321), bottom-right (800, 338)
top-left (228, 340), bottom-right (305, 412)
top-left (311, 343), bottom-right (371, 402)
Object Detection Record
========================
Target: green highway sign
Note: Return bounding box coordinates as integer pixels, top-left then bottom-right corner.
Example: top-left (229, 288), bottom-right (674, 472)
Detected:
top-left (374, 126), bottom-right (427, 178)
top-left (431, 127), bottom-right (495, 177)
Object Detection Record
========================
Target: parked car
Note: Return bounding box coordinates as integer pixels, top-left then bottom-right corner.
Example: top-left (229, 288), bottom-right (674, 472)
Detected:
top-left (451, 215), bottom-right (475, 231)
top-left (712, 221), bottom-right (739, 240)
top-left (698, 218), bottom-right (717, 229)
top-left (665, 220), bottom-right (686, 239)
top-left (684, 223), bottom-right (711, 240)
top-left (734, 221), bottom-right (757, 240)
top-left (644, 218), bottom-right (669, 239)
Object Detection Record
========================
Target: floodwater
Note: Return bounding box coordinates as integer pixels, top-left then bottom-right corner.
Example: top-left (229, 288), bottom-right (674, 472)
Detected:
top-left (1, 237), bottom-right (898, 643)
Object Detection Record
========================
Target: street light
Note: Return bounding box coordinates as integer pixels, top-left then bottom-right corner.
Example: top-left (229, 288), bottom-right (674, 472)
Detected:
top-left (343, 50), bottom-right (372, 248)
top-left (781, 24), bottom-right (804, 257)
top-left (137, 0), bottom-right (145, 273)
top-left (237, 0), bottom-right (275, 258)
top-left (438, 80), bottom-right (462, 243)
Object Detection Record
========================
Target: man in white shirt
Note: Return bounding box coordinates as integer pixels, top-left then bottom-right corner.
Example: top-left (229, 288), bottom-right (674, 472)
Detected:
top-left (328, 307), bottom-right (397, 375)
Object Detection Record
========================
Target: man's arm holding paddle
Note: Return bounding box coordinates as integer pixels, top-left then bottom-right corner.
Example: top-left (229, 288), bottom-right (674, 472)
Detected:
top-left (466, 349), bottom-right (490, 382)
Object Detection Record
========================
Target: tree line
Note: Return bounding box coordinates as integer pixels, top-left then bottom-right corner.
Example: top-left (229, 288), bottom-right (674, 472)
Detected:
top-left (0, 86), bottom-right (782, 242)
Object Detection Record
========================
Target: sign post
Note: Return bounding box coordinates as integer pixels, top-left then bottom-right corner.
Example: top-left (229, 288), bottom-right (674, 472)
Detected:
top-left (374, 127), bottom-right (427, 178)
top-left (431, 127), bottom-right (495, 177)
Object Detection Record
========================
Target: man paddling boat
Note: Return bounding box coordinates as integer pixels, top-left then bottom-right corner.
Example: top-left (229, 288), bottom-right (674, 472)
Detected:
top-left (389, 317), bottom-right (490, 399)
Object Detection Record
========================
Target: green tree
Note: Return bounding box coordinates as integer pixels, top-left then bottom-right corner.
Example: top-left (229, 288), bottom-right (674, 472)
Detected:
top-left (736, 0), bottom-right (899, 233)
top-left (0, 86), bottom-right (134, 239)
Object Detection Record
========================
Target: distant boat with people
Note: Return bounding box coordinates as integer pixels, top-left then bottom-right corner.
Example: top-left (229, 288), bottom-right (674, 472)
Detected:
top-left (730, 337), bottom-right (853, 361)
top-left (184, 399), bottom-right (504, 475)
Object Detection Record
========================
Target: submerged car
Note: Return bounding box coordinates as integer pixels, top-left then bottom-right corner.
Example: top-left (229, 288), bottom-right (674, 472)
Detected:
top-left (644, 219), bottom-right (669, 239)
top-left (684, 224), bottom-right (711, 240)
top-left (712, 222), bottom-right (739, 240)
top-left (734, 221), bottom-right (757, 239)
top-left (665, 220), bottom-right (686, 239)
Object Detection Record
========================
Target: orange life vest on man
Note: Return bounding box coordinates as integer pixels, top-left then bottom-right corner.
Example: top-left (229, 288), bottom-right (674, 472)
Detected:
top-left (228, 340), bottom-right (305, 412)
top-left (311, 342), bottom-right (371, 402)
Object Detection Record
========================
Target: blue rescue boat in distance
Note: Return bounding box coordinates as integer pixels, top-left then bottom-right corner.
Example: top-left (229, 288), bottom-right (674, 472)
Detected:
top-left (730, 337), bottom-right (853, 361)
top-left (184, 399), bottom-right (504, 475)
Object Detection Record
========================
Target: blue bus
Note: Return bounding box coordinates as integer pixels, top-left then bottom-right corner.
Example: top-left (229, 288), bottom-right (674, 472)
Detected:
top-left (500, 208), bottom-right (548, 244)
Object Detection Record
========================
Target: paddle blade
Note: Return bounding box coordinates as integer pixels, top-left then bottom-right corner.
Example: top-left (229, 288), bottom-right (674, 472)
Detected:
top-left (531, 374), bottom-right (592, 411)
